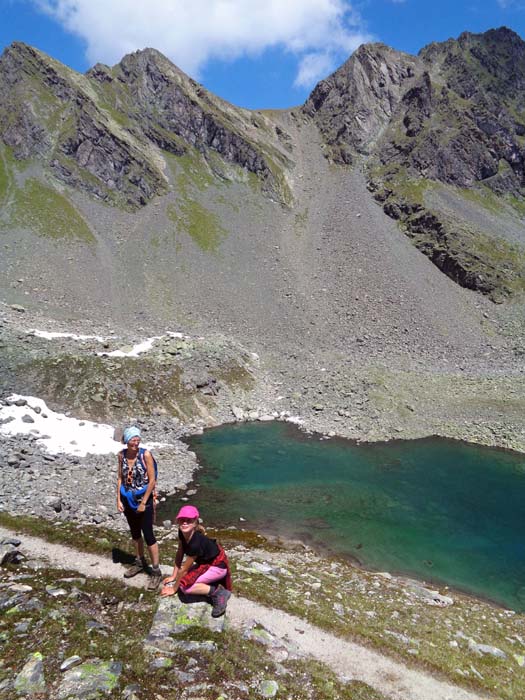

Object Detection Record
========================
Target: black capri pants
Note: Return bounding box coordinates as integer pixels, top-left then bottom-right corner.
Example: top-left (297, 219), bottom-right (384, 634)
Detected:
top-left (123, 499), bottom-right (156, 546)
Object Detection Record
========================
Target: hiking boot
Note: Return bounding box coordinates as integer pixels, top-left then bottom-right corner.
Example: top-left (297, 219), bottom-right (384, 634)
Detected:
top-left (210, 584), bottom-right (231, 618)
top-left (147, 569), bottom-right (162, 591)
top-left (123, 559), bottom-right (145, 578)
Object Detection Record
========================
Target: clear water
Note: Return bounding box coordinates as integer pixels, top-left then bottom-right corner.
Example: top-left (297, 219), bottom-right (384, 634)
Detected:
top-left (168, 421), bottom-right (525, 610)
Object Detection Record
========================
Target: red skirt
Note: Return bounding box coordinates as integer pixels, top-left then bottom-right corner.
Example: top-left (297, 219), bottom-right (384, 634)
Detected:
top-left (179, 545), bottom-right (232, 591)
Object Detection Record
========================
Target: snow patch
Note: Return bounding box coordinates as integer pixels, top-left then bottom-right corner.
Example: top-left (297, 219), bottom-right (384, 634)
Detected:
top-left (30, 329), bottom-right (108, 342)
top-left (0, 395), bottom-right (165, 457)
top-left (99, 336), bottom-right (163, 357)
top-left (98, 332), bottom-right (189, 357)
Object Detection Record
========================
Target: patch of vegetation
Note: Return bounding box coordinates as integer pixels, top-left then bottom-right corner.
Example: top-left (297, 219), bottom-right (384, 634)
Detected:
top-left (0, 149), bottom-right (9, 204)
top-left (14, 353), bottom-right (206, 422)
top-left (264, 151), bottom-right (293, 207)
top-left (214, 363), bottom-right (254, 391)
top-left (231, 547), bottom-right (525, 700)
top-left (8, 177), bottom-right (95, 242)
top-left (0, 541), bottom-right (384, 700)
top-left (294, 207), bottom-right (309, 237)
top-left (0, 562), bottom-right (155, 698)
top-left (457, 184), bottom-right (509, 216)
top-left (0, 512), bottom-right (129, 556)
top-left (165, 150), bottom-right (229, 252)
top-left (11, 338), bottom-right (254, 423)
top-left (189, 627), bottom-right (385, 700)
top-left (506, 193), bottom-right (525, 219)
top-left (168, 200), bottom-right (227, 253)
top-left (367, 163), bottom-right (525, 300)
top-left (167, 149), bottom-right (216, 193)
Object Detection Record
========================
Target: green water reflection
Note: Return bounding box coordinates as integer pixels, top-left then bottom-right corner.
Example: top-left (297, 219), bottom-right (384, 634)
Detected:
top-left (174, 421), bottom-right (525, 610)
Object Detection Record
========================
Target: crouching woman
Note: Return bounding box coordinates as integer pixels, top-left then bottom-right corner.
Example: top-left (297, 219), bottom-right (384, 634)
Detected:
top-left (160, 505), bottom-right (232, 617)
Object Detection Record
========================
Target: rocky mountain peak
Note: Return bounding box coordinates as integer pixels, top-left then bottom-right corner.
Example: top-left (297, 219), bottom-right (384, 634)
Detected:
top-left (0, 40), bottom-right (291, 209)
top-left (115, 46), bottom-right (188, 84)
top-left (420, 26), bottom-right (525, 101)
top-left (304, 42), bottom-right (421, 161)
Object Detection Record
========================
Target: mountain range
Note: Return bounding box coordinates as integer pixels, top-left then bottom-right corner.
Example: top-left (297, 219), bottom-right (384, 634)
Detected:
top-left (1, 28), bottom-right (524, 437)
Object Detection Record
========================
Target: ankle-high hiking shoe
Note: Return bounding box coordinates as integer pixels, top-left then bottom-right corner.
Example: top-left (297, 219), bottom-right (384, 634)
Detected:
top-left (147, 569), bottom-right (162, 591)
top-left (123, 560), bottom-right (144, 578)
top-left (210, 584), bottom-right (231, 617)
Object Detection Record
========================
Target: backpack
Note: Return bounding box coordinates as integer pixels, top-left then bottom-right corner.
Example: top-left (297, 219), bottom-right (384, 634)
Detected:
top-left (119, 447), bottom-right (158, 510)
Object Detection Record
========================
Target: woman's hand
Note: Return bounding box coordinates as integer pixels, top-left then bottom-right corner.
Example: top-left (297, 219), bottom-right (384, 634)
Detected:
top-left (137, 502), bottom-right (145, 513)
top-left (117, 500), bottom-right (124, 513)
top-left (163, 575), bottom-right (176, 585)
top-left (160, 580), bottom-right (177, 597)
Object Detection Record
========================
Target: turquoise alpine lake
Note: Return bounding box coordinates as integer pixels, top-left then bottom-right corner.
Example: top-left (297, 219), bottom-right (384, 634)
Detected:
top-left (173, 421), bottom-right (525, 611)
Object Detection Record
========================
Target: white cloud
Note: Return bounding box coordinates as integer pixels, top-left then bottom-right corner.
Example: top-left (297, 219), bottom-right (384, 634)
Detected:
top-left (32, 0), bottom-right (372, 88)
top-left (294, 52), bottom-right (336, 88)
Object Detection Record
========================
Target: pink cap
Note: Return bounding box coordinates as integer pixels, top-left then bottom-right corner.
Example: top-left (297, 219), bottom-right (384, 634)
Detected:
top-left (176, 505), bottom-right (200, 520)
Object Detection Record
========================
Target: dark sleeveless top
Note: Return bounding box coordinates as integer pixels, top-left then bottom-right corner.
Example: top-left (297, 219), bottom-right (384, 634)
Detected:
top-left (179, 530), bottom-right (221, 565)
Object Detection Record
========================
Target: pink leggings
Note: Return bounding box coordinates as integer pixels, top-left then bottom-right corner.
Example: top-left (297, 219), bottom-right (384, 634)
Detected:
top-left (180, 566), bottom-right (227, 593)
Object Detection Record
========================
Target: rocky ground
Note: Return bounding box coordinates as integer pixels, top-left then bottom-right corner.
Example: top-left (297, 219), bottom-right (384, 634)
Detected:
top-left (2, 521), bottom-right (521, 700)
top-left (1, 86), bottom-right (525, 700)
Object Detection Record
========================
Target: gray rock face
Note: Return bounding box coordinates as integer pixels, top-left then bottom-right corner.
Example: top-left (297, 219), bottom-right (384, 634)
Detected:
top-left (0, 44), bottom-right (166, 209)
top-left (306, 28), bottom-right (525, 192)
top-left (0, 543), bottom-right (20, 566)
top-left (304, 43), bottom-right (420, 160)
top-left (14, 652), bottom-right (46, 695)
top-left (58, 659), bottom-right (122, 700)
top-left (304, 27), bottom-right (525, 299)
top-left (113, 49), bottom-right (274, 177)
top-left (468, 639), bottom-right (507, 658)
top-left (0, 42), bottom-right (289, 209)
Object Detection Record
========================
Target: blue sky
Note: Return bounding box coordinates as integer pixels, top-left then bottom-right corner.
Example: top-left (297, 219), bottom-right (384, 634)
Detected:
top-left (1, 0), bottom-right (524, 109)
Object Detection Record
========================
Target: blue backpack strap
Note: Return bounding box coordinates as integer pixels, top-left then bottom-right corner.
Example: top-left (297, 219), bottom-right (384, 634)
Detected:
top-left (120, 448), bottom-right (158, 510)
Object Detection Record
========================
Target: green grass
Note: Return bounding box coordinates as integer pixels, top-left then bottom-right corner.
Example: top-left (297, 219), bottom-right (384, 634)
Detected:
top-left (368, 162), bottom-right (525, 299)
top-left (165, 149), bottom-right (229, 252)
top-left (506, 193), bottom-right (525, 218)
top-left (294, 207), bottom-right (309, 237)
top-left (457, 185), bottom-right (508, 216)
top-left (0, 562), bottom-right (155, 697)
top-left (9, 178), bottom-right (95, 242)
top-left (170, 149), bottom-right (218, 193)
top-left (0, 149), bottom-right (9, 200)
top-left (167, 200), bottom-right (227, 252)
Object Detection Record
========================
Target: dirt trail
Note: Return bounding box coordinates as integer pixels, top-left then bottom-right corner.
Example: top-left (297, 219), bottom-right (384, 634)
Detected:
top-left (0, 526), bottom-right (489, 700)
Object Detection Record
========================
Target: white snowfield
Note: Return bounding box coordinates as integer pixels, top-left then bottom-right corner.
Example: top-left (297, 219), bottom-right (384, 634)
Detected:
top-left (99, 336), bottom-right (164, 357)
top-left (27, 329), bottom-right (189, 358)
top-left (29, 330), bottom-right (108, 342)
top-left (98, 331), bottom-right (188, 358)
top-left (0, 395), bottom-right (166, 457)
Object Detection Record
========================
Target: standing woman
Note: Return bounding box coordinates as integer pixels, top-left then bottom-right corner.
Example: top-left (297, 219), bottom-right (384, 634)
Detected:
top-left (117, 426), bottom-right (162, 590)
top-left (160, 505), bottom-right (232, 617)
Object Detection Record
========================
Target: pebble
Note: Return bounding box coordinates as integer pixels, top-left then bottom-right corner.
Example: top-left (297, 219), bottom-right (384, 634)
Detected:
top-left (60, 656), bottom-right (82, 672)
top-left (259, 679), bottom-right (279, 698)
